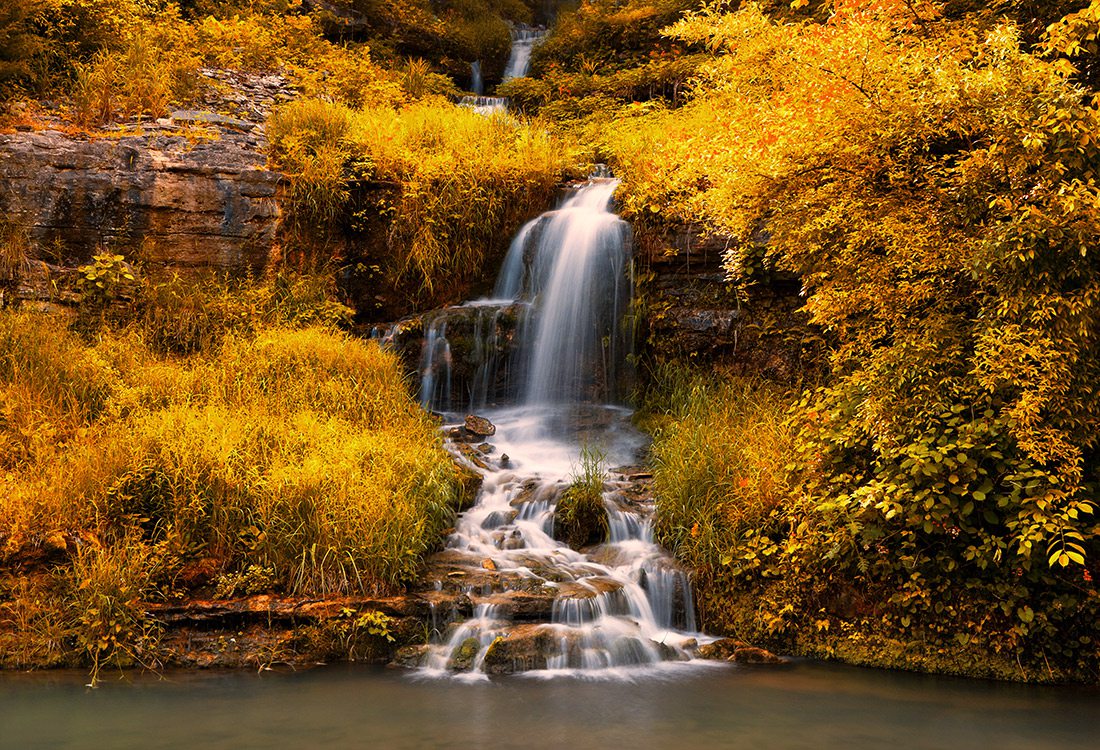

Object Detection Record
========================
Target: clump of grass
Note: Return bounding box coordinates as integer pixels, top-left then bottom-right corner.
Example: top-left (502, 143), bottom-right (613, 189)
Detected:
top-left (554, 445), bottom-right (609, 550)
top-left (649, 367), bottom-right (796, 572)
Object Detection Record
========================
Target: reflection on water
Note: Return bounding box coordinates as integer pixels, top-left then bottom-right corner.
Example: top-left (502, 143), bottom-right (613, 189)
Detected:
top-left (3, 660), bottom-right (1097, 750)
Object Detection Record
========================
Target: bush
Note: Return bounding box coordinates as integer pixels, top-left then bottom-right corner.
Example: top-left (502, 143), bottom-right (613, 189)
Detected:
top-left (0, 276), bottom-right (464, 674)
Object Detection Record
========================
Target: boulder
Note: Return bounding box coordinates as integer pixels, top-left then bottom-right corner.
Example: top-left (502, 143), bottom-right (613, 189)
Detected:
top-left (481, 625), bottom-right (556, 674)
top-left (464, 415), bottom-right (496, 437)
top-left (447, 636), bottom-right (482, 671)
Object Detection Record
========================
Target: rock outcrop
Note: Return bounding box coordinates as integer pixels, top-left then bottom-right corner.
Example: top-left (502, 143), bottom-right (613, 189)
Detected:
top-left (637, 226), bottom-right (823, 382)
top-left (0, 127), bottom-right (280, 272)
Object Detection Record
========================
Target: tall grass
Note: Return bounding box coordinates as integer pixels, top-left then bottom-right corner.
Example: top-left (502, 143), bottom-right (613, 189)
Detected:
top-left (268, 98), bottom-right (579, 292)
top-left (649, 366), bottom-right (797, 572)
top-left (0, 277), bottom-right (464, 672)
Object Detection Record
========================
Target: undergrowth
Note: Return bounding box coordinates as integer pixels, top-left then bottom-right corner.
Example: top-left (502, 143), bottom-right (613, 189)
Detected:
top-left (0, 273), bottom-right (464, 679)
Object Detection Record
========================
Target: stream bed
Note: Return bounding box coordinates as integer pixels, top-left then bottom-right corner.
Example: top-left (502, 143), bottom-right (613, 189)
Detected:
top-left (3, 660), bottom-right (1097, 749)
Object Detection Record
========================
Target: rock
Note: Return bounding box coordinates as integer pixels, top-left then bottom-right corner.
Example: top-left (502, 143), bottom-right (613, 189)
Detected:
top-left (391, 644), bottom-right (430, 669)
top-left (696, 638), bottom-right (750, 660)
top-left (447, 636), bottom-right (482, 671)
top-left (464, 415), bottom-right (496, 437)
top-left (476, 443), bottom-right (494, 454)
top-left (0, 130), bottom-right (279, 275)
top-left (481, 558), bottom-right (497, 571)
top-left (170, 110), bottom-right (255, 132)
top-left (729, 646), bottom-right (787, 665)
top-left (481, 625), bottom-right (555, 674)
top-left (500, 454), bottom-right (511, 467)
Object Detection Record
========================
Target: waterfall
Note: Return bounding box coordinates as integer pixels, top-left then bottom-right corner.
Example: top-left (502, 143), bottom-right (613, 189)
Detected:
top-left (520, 180), bottom-right (632, 405)
top-left (459, 27), bottom-right (545, 117)
top-left (409, 172), bottom-right (708, 678)
top-left (503, 26), bottom-right (546, 81)
top-left (470, 60), bottom-right (484, 95)
top-left (457, 96), bottom-right (508, 116)
top-left (416, 179), bottom-right (633, 413)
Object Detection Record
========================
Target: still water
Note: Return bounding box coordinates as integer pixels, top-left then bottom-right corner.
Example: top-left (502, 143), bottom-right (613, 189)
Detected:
top-left (2, 660), bottom-right (1097, 749)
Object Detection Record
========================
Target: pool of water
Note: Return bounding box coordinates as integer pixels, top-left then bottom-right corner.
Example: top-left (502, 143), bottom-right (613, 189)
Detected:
top-left (3, 660), bottom-right (1097, 749)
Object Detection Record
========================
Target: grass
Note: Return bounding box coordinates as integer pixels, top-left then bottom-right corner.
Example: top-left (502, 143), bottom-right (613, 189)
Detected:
top-left (268, 97), bottom-right (580, 293)
top-left (554, 445), bottom-right (610, 549)
top-left (647, 365), bottom-right (797, 573)
top-left (0, 273), bottom-right (466, 676)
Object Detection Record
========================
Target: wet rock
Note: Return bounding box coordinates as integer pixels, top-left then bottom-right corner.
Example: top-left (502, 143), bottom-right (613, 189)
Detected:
top-left (654, 640), bottom-right (689, 662)
top-left (481, 625), bottom-right (555, 674)
top-left (696, 638), bottom-right (750, 660)
top-left (695, 638), bottom-right (786, 665)
top-left (454, 442), bottom-right (492, 471)
top-left (476, 443), bottom-right (494, 454)
top-left (473, 589), bottom-right (557, 621)
top-left (392, 644), bottom-right (430, 669)
top-left (730, 646), bottom-right (788, 665)
top-left (464, 415), bottom-right (496, 437)
top-left (480, 509), bottom-right (517, 529)
top-left (448, 636), bottom-right (482, 671)
top-left (481, 558), bottom-right (497, 571)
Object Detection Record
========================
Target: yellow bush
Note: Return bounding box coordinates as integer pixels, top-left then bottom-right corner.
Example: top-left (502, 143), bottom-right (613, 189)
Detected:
top-left (0, 284), bottom-right (463, 674)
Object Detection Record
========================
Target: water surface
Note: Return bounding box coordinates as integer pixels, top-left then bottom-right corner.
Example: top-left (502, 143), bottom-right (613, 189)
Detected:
top-left (3, 660), bottom-right (1096, 749)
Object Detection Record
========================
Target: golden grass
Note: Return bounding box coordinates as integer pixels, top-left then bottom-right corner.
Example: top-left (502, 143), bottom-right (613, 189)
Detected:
top-left (0, 282), bottom-right (463, 672)
top-left (648, 366), bottom-right (797, 570)
top-left (268, 97), bottom-right (579, 290)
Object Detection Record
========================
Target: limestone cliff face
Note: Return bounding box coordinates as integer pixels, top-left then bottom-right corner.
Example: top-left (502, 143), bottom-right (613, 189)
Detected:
top-left (0, 128), bottom-right (280, 271)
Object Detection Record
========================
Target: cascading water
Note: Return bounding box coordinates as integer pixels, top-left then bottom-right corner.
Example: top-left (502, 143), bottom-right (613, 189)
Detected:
top-left (503, 26), bottom-right (546, 81)
top-left (470, 61), bottom-right (484, 95)
top-left (459, 26), bottom-right (545, 117)
top-left (406, 174), bottom-right (710, 679)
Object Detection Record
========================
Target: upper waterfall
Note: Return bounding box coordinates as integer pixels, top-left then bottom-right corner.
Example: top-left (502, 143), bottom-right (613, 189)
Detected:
top-left (414, 176), bottom-right (633, 413)
top-left (518, 179), bottom-right (632, 405)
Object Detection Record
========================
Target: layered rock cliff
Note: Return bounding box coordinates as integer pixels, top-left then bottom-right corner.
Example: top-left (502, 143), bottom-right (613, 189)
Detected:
top-left (0, 125), bottom-right (280, 272)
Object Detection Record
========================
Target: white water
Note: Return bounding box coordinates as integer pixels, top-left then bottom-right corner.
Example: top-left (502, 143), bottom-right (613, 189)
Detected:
top-left (412, 177), bottom-right (706, 678)
top-left (503, 26), bottom-right (545, 81)
top-left (457, 96), bottom-right (508, 116)
top-left (470, 61), bottom-right (484, 95)
top-left (459, 26), bottom-right (545, 117)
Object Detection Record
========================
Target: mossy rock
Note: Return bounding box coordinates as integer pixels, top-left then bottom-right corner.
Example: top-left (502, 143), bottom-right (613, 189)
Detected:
top-left (447, 636), bottom-right (482, 671)
top-left (553, 485), bottom-right (609, 550)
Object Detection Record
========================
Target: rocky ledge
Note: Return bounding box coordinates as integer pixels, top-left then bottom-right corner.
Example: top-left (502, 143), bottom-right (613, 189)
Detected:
top-left (0, 126), bottom-right (280, 274)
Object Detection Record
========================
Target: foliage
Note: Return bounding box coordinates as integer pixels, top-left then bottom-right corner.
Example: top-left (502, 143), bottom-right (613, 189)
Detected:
top-left (650, 369), bottom-right (796, 575)
top-left (0, 0), bottom-right (45, 94)
top-left (628, 1), bottom-right (1100, 681)
top-left (268, 97), bottom-right (578, 293)
top-left (76, 252), bottom-right (137, 308)
top-left (0, 278), bottom-right (465, 674)
top-left (554, 445), bottom-right (610, 549)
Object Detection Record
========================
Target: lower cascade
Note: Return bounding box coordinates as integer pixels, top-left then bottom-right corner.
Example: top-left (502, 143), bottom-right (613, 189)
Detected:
top-left (397, 176), bottom-right (712, 678)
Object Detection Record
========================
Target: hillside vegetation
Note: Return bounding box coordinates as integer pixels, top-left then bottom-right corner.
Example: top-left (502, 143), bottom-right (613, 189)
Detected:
top-left (525, 0), bottom-right (1100, 682)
